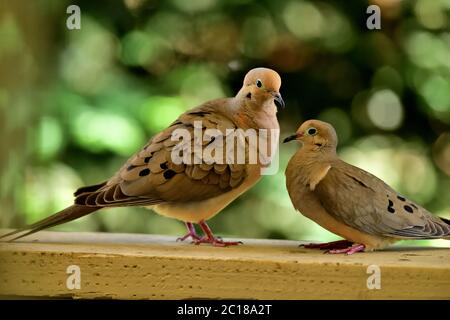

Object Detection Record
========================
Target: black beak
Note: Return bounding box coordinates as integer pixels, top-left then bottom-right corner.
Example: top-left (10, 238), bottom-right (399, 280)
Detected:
top-left (283, 134), bottom-right (298, 143)
top-left (273, 92), bottom-right (285, 110)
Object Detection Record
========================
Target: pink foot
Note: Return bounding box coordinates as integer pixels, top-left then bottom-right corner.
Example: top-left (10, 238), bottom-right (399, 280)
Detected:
top-left (193, 236), bottom-right (243, 247)
top-left (176, 222), bottom-right (201, 242)
top-left (327, 244), bottom-right (366, 255)
top-left (300, 240), bottom-right (353, 250)
top-left (193, 220), bottom-right (243, 247)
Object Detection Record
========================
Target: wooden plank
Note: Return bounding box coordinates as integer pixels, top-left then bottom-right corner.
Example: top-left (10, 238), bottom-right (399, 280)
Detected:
top-left (0, 231), bottom-right (449, 299)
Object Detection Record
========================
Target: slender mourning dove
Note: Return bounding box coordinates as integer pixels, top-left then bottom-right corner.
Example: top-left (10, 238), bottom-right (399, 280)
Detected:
top-left (1, 68), bottom-right (284, 246)
top-left (284, 120), bottom-right (450, 254)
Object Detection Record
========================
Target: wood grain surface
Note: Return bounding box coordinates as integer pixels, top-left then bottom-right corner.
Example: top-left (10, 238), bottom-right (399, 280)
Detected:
top-left (0, 231), bottom-right (449, 299)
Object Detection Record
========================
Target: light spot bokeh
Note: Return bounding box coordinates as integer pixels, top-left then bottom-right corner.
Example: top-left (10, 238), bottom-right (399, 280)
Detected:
top-left (0, 0), bottom-right (449, 248)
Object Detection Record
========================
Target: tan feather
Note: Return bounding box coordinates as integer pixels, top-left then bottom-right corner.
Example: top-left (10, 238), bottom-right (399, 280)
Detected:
top-left (2, 67), bottom-right (283, 241)
top-left (285, 119), bottom-right (450, 251)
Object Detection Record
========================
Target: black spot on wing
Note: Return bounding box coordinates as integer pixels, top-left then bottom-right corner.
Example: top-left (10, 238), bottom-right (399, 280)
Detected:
top-left (404, 205), bottom-right (414, 213)
top-left (397, 195), bottom-right (406, 201)
top-left (144, 156), bottom-right (152, 163)
top-left (163, 170), bottom-right (176, 180)
top-left (160, 162), bottom-right (168, 170)
top-left (387, 199), bottom-right (395, 213)
top-left (139, 169), bottom-right (150, 177)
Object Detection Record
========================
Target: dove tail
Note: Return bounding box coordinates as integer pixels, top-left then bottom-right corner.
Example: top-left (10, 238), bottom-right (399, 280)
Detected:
top-left (439, 217), bottom-right (450, 240)
top-left (0, 205), bottom-right (99, 242)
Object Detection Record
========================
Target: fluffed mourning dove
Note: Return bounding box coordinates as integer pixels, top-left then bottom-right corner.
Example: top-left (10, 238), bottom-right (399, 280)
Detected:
top-left (1, 67), bottom-right (284, 246)
top-left (284, 120), bottom-right (450, 254)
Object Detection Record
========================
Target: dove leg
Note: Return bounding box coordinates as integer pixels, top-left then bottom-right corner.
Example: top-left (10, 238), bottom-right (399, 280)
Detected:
top-left (193, 220), bottom-right (243, 247)
top-left (300, 240), bottom-right (353, 250)
top-left (176, 222), bottom-right (201, 242)
top-left (327, 244), bottom-right (366, 255)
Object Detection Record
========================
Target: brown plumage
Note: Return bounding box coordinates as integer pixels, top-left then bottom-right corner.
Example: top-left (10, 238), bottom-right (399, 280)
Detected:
top-left (1, 68), bottom-right (284, 245)
top-left (284, 120), bottom-right (450, 254)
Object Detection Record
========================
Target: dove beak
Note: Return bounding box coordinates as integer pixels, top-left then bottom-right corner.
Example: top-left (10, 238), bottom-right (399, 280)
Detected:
top-left (272, 92), bottom-right (285, 110)
top-left (283, 132), bottom-right (302, 143)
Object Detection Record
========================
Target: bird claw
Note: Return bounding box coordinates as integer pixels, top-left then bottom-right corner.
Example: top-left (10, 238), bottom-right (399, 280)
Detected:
top-left (176, 233), bottom-right (201, 242)
top-left (193, 220), bottom-right (243, 247)
top-left (177, 222), bottom-right (201, 242)
top-left (193, 236), bottom-right (243, 247)
top-left (325, 244), bottom-right (365, 255)
top-left (300, 240), bottom-right (354, 250)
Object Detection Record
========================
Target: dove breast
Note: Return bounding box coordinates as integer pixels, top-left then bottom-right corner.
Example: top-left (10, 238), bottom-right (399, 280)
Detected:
top-left (152, 165), bottom-right (261, 222)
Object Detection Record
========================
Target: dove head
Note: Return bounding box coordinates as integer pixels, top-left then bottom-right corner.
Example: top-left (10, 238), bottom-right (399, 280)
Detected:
top-left (283, 120), bottom-right (338, 151)
top-left (238, 67), bottom-right (284, 111)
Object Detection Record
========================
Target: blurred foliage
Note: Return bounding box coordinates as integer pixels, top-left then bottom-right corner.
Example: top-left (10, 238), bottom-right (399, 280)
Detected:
top-left (0, 0), bottom-right (449, 247)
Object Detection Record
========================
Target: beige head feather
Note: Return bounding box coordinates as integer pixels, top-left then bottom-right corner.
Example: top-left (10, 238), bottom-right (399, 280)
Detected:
top-left (284, 119), bottom-right (338, 150)
top-left (237, 68), bottom-right (284, 110)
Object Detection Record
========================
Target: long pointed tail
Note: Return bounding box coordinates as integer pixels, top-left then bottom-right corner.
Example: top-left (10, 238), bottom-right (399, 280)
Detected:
top-left (0, 205), bottom-right (100, 242)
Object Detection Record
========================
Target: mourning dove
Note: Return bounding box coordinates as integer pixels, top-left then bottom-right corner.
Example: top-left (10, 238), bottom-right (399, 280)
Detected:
top-left (1, 67), bottom-right (284, 246)
top-left (284, 120), bottom-right (450, 254)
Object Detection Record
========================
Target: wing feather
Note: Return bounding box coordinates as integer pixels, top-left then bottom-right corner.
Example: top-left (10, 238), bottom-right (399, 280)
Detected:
top-left (315, 161), bottom-right (450, 239)
top-left (74, 100), bottom-right (249, 207)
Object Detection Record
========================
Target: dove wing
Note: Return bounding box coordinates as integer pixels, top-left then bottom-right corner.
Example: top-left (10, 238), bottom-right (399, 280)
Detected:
top-left (314, 161), bottom-right (450, 239)
top-left (74, 99), bottom-right (249, 207)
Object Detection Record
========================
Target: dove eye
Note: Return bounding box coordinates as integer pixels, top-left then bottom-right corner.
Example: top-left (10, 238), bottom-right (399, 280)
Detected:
top-left (307, 127), bottom-right (317, 135)
top-left (256, 79), bottom-right (263, 88)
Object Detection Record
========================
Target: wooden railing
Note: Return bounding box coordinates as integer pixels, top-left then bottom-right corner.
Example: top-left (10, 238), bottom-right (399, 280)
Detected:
top-left (0, 230), bottom-right (449, 299)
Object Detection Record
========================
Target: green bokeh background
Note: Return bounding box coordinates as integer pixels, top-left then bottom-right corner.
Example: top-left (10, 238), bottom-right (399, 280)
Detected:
top-left (1, 0), bottom-right (449, 247)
